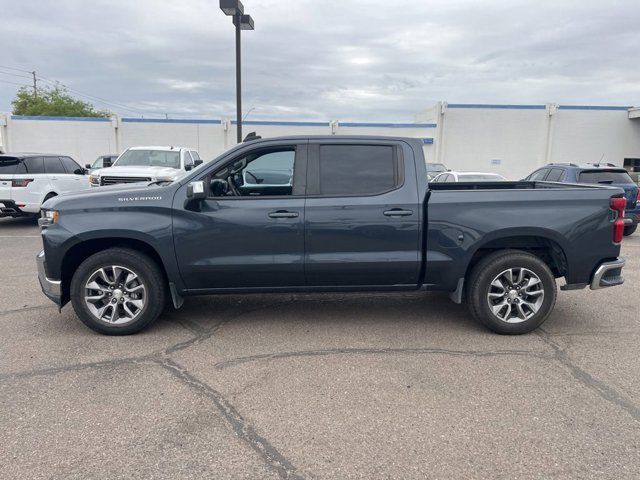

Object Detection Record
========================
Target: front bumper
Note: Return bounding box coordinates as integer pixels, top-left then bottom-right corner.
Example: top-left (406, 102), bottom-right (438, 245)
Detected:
top-left (590, 258), bottom-right (625, 290)
top-left (37, 250), bottom-right (62, 305)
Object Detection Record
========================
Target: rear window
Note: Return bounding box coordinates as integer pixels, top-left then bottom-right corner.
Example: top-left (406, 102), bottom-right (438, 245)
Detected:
top-left (317, 145), bottom-right (399, 196)
top-left (0, 157), bottom-right (20, 175)
top-left (578, 170), bottom-right (633, 184)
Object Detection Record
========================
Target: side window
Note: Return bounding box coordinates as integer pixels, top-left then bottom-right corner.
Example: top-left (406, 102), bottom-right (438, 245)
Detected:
top-left (184, 151), bottom-right (194, 167)
top-left (60, 156), bottom-right (81, 174)
top-left (44, 157), bottom-right (66, 174)
top-left (210, 148), bottom-right (296, 197)
top-left (23, 156), bottom-right (45, 174)
top-left (528, 168), bottom-right (550, 181)
top-left (315, 144), bottom-right (399, 196)
top-left (191, 151), bottom-right (201, 161)
top-left (546, 168), bottom-right (565, 182)
top-left (444, 174), bottom-right (454, 182)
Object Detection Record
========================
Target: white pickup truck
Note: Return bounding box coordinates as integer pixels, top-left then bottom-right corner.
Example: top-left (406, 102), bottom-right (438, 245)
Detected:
top-left (89, 146), bottom-right (203, 187)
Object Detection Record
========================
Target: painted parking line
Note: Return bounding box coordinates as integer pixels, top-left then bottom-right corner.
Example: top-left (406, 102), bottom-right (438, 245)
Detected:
top-left (0, 235), bottom-right (41, 238)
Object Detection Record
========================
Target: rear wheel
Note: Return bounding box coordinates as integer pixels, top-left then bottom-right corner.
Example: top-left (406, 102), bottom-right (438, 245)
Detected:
top-left (466, 250), bottom-right (557, 335)
top-left (70, 248), bottom-right (165, 335)
top-left (624, 224), bottom-right (637, 236)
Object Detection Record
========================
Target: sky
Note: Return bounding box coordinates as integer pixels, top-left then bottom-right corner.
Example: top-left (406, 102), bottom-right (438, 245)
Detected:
top-left (0, 0), bottom-right (638, 122)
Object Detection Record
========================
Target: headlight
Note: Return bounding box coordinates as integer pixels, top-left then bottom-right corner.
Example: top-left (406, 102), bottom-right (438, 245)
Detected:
top-left (38, 210), bottom-right (59, 230)
top-left (89, 175), bottom-right (100, 185)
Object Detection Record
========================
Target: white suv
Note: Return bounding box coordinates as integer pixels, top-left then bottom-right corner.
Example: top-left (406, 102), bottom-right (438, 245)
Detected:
top-left (0, 153), bottom-right (89, 218)
top-left (89, 146), bottom-right (203, 186)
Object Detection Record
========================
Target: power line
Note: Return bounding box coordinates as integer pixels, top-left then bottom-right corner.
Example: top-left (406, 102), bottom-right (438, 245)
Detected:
top-left (0, 65), bottom-right (32, 74)
top-left (36, 74), bottom-right (150, 115)
top-left (0, 78), bottom-right (32, 88)
top-left (0, 69), bottom-right (32, 80)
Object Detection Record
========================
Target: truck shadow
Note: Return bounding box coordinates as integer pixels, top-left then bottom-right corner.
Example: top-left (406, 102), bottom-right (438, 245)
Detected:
top-left (159, 291), bottom-right (484, 335)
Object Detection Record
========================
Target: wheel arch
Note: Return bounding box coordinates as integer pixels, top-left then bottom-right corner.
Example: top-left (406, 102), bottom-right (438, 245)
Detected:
top-left (465, 230), bottom-right (569, 281)
top-left (59, 237), bottom-right (169, 305)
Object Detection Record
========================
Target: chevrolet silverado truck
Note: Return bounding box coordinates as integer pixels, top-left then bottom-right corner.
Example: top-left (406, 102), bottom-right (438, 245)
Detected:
top-left (37, 136), bottom-right (626, 335)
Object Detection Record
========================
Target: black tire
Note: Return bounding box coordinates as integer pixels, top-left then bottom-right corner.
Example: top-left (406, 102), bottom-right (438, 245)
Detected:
top-left (466, 249), bottom-right (557, 335)
top-left (70, 248), bottom-right (165, 335)
top-left (624, 224), bottom-right (637, 236)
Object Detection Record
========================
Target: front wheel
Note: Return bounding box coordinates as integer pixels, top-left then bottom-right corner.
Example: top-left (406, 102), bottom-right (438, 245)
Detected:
top-left (70, 248), bottom-right (165, 335)
top-left (466, 250), bottom-right (557, 335)
top-left (624, 224), bottom-right (637, 236)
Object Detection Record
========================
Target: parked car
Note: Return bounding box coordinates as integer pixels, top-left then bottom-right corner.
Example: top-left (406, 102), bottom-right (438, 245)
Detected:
top-left (38, 136), bottom-right (626, 336)
top-left (426, 162), bottom-right (448, 181)
top-left (0, 153), bottom-right (88, 218)
top-left (524, 163), bottom-right (639, 236)
top-left (89, 146), bottom-right (203, 186)
top-left (431, 171), bottom-right (506, 183)
top-left (86, 154), bottom-right (118, 172)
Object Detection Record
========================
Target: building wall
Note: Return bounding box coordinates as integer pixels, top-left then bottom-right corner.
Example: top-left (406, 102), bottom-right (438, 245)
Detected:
top-left (0, 114), bottom-right (436, 164)
top-left (418, 103), bottom-right (640, 180)
top-left (2, 107), bottom-right (638, 180)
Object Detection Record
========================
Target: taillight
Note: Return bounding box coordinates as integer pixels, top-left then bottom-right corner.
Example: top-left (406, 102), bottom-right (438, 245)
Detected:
top-left (610, 196), bottom-right (626, 244)
top-left (12, 178), bottom-right (34, 187)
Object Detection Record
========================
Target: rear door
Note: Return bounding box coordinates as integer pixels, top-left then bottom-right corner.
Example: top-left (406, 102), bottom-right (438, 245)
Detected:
top-left (304, 141), bottom-right (421, 287)
top-left (59, 156), bottom-right (86, 192)
top-left (44, 156), bottom-right (67, 193)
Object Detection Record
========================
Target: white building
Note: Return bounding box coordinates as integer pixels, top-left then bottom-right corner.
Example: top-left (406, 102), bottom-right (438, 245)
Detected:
top-left (1, 102), bottom-right (639, 181)
top-left (417, 103), bottom-right (640, 180)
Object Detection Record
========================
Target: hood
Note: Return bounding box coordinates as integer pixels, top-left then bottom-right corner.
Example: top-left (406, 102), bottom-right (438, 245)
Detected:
top-left (42, 182), bottom-right (172, 210)
top-left (98, 165), bottom-right (182, 179)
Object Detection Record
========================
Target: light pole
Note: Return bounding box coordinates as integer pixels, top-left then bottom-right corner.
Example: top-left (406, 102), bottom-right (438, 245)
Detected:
top-left (219, 0), bottom-right (254, 144)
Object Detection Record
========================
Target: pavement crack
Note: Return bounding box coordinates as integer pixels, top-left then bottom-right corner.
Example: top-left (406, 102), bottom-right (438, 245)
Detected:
top-left (0, 304), bottom-right (56, 318)
top-left (214, 347), bottom-right (550, 370)
top-left (536, 328), bottom-right (640, 422)
top-left (157, 357), bottom-right (305, 480)
top-left (0, 356), bottom-right (154, 382)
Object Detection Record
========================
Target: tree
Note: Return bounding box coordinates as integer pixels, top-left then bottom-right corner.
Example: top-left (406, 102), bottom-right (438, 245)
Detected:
top-left (11, 85), bottom-right (111, 117)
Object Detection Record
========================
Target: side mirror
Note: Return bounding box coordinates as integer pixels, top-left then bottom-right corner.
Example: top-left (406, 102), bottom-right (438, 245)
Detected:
top-left (194, 159), bottom-right (203, 166)
top-left (75, 168), bottom-right (86, 175)
top-left (185, 163), bottom-right (194, 171)
top-left (186, 181), bottom-right (206, 200)
top-left (85, 163), bottom-right (91, 169)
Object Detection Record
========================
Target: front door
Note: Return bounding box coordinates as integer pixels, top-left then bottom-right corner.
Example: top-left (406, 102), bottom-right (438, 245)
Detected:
top-left (304, 141), bottom-right (421, 287)
top-left (173, 142), bottom-right (307, 290)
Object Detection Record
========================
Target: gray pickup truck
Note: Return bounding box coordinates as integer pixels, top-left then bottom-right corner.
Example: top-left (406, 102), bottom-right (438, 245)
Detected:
top-left (37, 136), bottom-right (626, 335)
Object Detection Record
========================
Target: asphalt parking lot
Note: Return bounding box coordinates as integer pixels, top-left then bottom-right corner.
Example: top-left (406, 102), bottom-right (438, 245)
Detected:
top-left (1, 216), bottom-right (639, 479)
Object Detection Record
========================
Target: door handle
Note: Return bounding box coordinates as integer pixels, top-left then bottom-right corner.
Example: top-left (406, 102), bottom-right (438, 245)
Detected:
top-left (383, 209), bottom-right (413, 217)
top-left (268, 210), bottom-right (299, 218)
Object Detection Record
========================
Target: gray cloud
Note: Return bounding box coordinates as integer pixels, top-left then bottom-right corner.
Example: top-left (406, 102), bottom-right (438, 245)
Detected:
top-left (0, 0), bottom-right (638, 121)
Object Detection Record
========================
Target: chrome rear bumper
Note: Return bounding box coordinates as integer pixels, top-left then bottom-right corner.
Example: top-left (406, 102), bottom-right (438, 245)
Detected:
top-left (590, 258), bottom-right (625, 290)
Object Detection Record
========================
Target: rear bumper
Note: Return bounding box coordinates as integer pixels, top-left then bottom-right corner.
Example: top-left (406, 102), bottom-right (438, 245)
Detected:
top-left (590, 258), bottom-right (625, 290)
top-left (37, 250), bottom-right (62, 305)
top-left (0, 199), bottom-right (35, 217)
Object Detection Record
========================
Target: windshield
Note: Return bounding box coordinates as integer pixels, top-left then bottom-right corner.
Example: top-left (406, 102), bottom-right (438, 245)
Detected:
top-left (114, 149), bottom-right (181, 169)
top-left (458, 174), bottom-right (505, 182)
top-left (578, 170), bottom-right (633, 184)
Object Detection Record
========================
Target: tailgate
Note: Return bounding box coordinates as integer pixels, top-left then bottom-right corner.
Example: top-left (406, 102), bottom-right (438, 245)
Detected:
top-left (0, 156), bottom-right (19, 205)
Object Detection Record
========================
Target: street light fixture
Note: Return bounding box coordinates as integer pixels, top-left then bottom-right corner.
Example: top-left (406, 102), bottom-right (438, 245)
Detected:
top-left (219, 0), bottom-right (254, 143)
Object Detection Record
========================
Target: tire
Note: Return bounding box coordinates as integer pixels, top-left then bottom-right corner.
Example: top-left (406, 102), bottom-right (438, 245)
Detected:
top-left (624, 224), bottom-right (637, 236)
top-left (70, 248), bottom-right (166, 335)
top-left (466, 250), bottom-right (557, 335)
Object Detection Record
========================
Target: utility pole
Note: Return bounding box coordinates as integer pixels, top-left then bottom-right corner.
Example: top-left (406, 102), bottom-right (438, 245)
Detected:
top-left (31, 71), bottom-right (37, 99)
